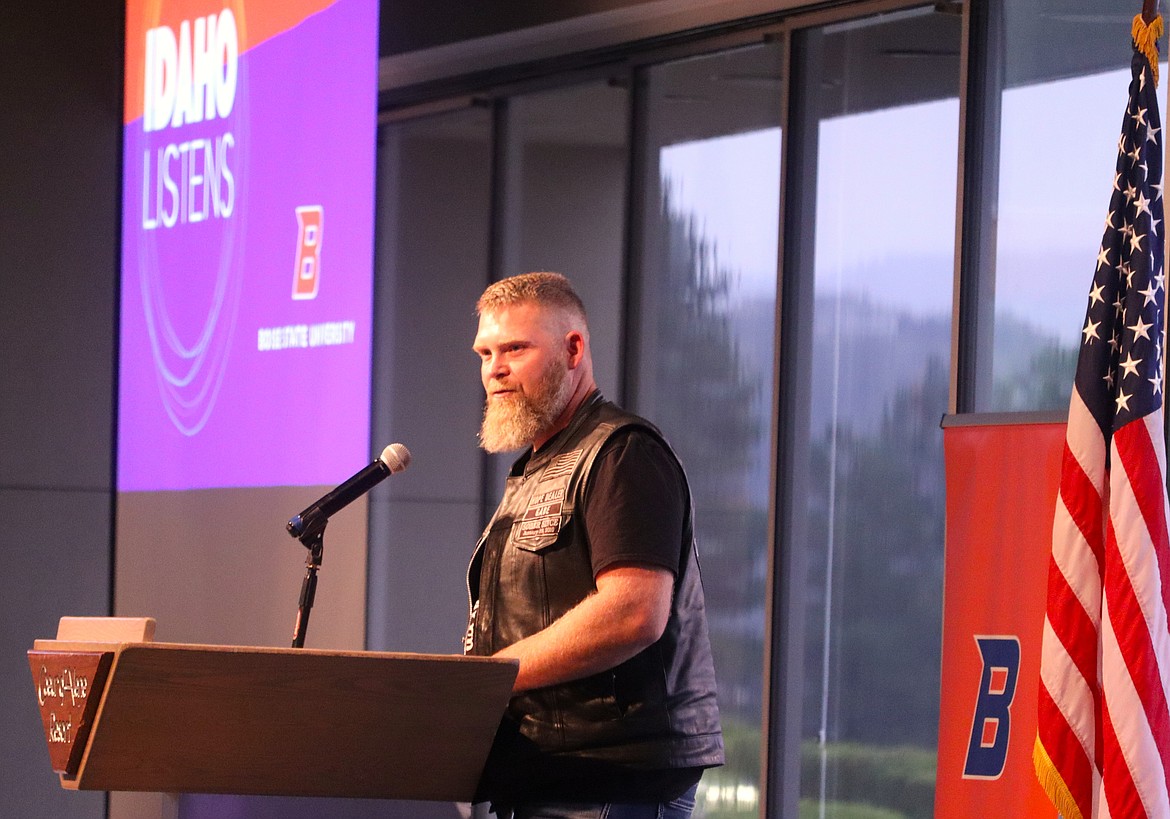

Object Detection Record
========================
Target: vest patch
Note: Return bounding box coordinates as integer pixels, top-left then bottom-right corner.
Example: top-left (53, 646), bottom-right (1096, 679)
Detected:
top-left (540, 449), bottom-right (582, 482)
top-left (512, 486), bottom-right (566, 545)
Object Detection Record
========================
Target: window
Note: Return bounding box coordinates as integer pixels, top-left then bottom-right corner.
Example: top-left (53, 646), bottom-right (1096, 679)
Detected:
top-left (781, 7), bottom-right (961, 816)
top-left (632, 42), bottom-right (785, 815)
top-left (494, 82), bottom-right (629, 398)
top-left (975, 1), bottom-right (1168, 411)
top-left (369, 107), bottom-right (494, 653)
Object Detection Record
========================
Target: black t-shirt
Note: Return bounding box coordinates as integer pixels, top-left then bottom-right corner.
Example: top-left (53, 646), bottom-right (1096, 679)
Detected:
top-left (582, 428), bottom-right (688, 578)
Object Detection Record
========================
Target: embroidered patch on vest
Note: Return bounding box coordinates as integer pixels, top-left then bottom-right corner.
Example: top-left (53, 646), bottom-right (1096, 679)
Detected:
top-left (512, 486), bottom-right (566, 545)
top-left (540, 449), bottom-right (582, 482)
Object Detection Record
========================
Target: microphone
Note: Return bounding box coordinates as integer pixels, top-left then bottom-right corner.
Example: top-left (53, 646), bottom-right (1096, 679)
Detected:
top-left (287, 443), bottom-right (411, 540)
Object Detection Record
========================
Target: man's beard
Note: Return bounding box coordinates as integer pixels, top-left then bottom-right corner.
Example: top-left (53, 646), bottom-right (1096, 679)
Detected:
top-left (479, 356), bottom-right (573, 453)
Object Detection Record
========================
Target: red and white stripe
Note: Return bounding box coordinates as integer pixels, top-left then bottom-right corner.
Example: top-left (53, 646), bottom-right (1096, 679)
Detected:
top-left (1037, 393), bottom-right (1170, 819)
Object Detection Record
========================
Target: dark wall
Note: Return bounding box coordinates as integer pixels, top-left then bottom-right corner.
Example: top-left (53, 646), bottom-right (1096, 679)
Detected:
top-left (1, 3), bottom-right (122, 816)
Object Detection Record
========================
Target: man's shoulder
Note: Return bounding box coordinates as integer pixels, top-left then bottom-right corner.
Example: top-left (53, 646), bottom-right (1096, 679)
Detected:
top-left (564, 396), bottom-right (686, 485)
top-left (590, 399), bottom-right (663, 441)
top-left (588, 409), bottom-right (686, 489)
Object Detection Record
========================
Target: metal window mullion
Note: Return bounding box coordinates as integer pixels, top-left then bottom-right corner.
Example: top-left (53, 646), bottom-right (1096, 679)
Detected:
top-left (479, 98), bottom-right (517, 527)
top-left (953, 0), bottom-right (1003, 414)
top-left (768, 22), bottom-right (822, 819)
top-left (620, 68), bottom-right (651, 412)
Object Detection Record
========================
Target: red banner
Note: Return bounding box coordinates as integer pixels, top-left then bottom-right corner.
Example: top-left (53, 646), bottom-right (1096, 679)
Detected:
top-left (936, 420), bottom-right (1064, 816)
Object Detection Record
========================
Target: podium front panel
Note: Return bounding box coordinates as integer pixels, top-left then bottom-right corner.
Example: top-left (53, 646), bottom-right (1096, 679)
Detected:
top-left (50, 643), bottom-right (516, 801)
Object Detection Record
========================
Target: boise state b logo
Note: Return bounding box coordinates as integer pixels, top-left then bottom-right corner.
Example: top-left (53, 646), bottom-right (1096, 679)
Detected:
top-left (962, 635), bottom-right (1020, 780)
top-left (293, 205), bottom-right (323, 300)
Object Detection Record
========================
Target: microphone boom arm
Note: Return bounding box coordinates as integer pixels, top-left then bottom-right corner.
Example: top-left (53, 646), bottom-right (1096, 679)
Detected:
top-left (283, 443), bottom-right (412, 648)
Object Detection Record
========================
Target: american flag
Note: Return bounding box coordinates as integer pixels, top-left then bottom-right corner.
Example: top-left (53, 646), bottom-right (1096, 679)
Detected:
top-left (1034, 27), bottom-right (1170, 819)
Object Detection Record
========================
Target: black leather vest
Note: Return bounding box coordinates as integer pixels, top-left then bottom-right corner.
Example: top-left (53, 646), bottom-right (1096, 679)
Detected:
top-left (467, 394), bottom-right (724, 770)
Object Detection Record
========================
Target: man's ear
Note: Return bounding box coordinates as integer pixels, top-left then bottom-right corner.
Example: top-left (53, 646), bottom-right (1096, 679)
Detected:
top-left (565, 330), bottom-right (586, 369)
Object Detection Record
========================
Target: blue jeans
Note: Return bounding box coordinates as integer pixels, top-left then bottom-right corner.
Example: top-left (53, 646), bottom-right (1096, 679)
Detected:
top-left (500, 784), bottom-right (699, 819)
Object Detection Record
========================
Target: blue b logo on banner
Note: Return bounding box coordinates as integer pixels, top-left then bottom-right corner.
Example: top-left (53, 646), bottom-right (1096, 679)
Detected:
top-left (963, 635), bottom-right (1020, 780)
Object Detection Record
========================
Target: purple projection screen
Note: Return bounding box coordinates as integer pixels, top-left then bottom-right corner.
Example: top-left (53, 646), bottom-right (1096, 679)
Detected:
top-left (118, 0), bottom-right (378, 491)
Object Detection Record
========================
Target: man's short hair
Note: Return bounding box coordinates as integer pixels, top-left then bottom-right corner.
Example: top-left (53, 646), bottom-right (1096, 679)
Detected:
top-left (476, 272), bottom-right (588, 329)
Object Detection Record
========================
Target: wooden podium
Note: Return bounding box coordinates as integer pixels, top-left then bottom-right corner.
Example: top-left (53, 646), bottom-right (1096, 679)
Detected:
top-left (29, 618), bottom-right (517, 801)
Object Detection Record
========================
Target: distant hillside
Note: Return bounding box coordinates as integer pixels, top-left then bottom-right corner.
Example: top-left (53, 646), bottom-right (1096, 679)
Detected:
top-left (731, 292), bottom-right (1075, 435)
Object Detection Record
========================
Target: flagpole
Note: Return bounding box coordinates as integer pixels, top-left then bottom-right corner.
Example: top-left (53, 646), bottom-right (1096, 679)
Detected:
top-left (1144, 0), bottom-right (1170, 455)
top-left (1149, 3), bottom-right (1170, 499)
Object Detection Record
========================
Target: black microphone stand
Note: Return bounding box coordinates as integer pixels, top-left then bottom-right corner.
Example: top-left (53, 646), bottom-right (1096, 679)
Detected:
top-left (291, 524), bottom-right (325, 649)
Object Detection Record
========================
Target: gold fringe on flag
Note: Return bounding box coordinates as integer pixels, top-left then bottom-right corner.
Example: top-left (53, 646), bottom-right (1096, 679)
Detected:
top-left (1132, 12), bottom-right (1164, 86)
top-left (1033, 736), bottom-right (1086, 819)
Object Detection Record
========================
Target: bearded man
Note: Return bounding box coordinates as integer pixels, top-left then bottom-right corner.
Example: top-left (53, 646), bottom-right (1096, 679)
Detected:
top-left (465, 272), bottom-right (723, 819)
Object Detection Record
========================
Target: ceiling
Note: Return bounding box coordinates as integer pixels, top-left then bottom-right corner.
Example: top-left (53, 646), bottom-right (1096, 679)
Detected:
top-left (383, 1), bottom-right (1152, 147)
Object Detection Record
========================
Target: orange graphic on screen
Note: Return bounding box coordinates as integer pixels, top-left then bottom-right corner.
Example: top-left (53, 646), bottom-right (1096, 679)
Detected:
top-left (293, 206), bottom-right (323, 300)
top-left (125, 0), bottom-right (338, 124)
